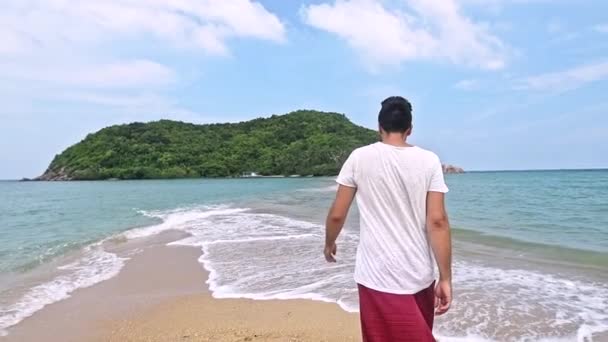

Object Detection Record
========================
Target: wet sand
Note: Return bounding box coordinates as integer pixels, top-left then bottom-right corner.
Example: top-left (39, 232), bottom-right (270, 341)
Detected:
top-left (8, 230), bottom-right (606, 341)
top-left (3, 232), bottom-right (360, 342)
top-left (104, 287), bottom-right (360, 342)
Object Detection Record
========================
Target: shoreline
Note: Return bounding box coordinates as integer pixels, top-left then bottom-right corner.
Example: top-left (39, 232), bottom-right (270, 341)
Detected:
top-left (2, 216), bottom-right (607, 341)
top-left (3, 232), bottom-right (360, 342)
top-left (15, 167), bottom-right (608, 182)
top-left (2, 227), bottom-right (608, 341)
top-left (20, 175), bottom-right (326, 182)
top-left (20, 171), bottom-right (470, 182)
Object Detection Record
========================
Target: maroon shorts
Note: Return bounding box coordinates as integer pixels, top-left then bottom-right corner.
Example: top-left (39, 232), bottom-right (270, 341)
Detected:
top-left (358, 282), bottom-right (436, 342)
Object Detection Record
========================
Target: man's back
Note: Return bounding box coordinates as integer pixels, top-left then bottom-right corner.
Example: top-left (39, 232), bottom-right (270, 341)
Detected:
top-left (324, 96), bottom-right (452, 341)
top-left (336, 142), bottom-right (448, 293)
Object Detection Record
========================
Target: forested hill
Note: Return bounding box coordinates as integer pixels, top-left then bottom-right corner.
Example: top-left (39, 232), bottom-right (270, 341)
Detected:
top-left (37, 110), bottom-right (379, 180)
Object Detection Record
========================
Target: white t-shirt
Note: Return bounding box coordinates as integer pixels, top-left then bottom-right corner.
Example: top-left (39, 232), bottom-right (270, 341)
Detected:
top-left (336, 142), bottom-right (449, 294)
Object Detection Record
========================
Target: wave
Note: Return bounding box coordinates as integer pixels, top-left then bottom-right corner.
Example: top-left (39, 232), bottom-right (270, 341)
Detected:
top-left (0, 243), bottom-right (126, 336)
top-left (296, 185), bottom-right (337, 192)
top-left (159, 208), bottom-right (608, 341)
top-left (165, 209), bottom-right (360, 313)
top-left (453, 227), bottom-right (608, 270)
top-left (126, 206), bottom-right (249, 239)
top-left (442, 260), bottom-right (608, 341)
top-left (0, 205), bottom-right (244, 335)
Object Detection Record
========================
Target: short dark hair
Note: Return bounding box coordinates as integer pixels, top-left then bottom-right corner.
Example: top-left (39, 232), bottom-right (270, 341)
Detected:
top-left (378, 96), bottom-right (412, 133)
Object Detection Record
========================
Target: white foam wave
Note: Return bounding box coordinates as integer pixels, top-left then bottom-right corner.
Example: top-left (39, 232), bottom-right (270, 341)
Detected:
top-left (155, 208), bottom-right (360, 313)
top-left (199, 247), bottom-right (359, 313)
top-left (125, 206), bottom-right (249, 239)
top-left (0, 244), bottom-right (126, 335)
top-left (170, 233), bottom-right (316, 247)
top-left (297, 185), bottom-right (337, 192)
top-left (434, 334), bottom-right (493, 342)
top-left (437, 261), bottom-right (608, 341)
top-left (158, 207), bottom-right (608, 341)
top-left (0, 205), bottom-right (251, 336)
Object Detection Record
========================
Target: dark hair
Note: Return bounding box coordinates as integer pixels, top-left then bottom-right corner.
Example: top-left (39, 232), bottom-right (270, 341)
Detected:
top-left (378, 96), bottom-right (412, 133)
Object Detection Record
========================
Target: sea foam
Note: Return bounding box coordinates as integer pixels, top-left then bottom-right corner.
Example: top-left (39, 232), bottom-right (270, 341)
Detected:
top-left (0, 205), bottom-right (241, 335)
top-left (162, 207), bottom-right (608, 341)
top-left (0, 243), bottom-right (126, 335)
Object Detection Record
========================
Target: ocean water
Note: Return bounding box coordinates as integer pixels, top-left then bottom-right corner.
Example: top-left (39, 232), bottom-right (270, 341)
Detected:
top-left (0, 170), bottom-right (607, 341)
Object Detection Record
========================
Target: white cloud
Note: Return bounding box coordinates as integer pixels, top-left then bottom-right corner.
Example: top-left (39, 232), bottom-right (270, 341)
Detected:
top-left (460, 0), bottom-right (548, 4)
top-left (0, 0), bottom-right (285, 117)
top-left (73, 60), bottom-right (175, 88)
top-left (594, 24), bottom-right (608, 34)
top-left (517, 61), bottom-right (608, 92)
top-left (59, 92), bottom-right (168, 108)
top-left (1, 60), bottom-right (175, 89)
top-left (0, 30), bottom-right (31, 55)
top-left (0, 0), bottom-right (285, 92)
top-left (0, 0), bottom-right (286, 58)
top-left (301, 0), bottom-right (508, 70)
top-left (459, 0), bottom-right (552, 12)
top-left (548, 32), bottom-right (580, 44)
top-left (546, 20), bottom-right (563, 34)
top-left (302, 1), bottom-right (436, 67)
top-left (454, 79), bottom-right (480, 90)
top-left (545, 19), bottom-right (581, 44)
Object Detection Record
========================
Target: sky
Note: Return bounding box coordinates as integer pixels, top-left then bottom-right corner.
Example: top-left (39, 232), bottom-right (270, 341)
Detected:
top-left (1, 0), bottom-right (607, 179)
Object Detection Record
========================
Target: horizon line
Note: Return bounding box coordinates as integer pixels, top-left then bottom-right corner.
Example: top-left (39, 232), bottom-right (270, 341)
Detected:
top-left (464, 167), bottom-right (608, 173)
top-left (2, 167), bottom-right (607, 181)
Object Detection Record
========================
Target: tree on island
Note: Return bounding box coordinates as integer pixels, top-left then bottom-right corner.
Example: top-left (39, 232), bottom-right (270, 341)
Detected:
top-left (38, 110), bottom-right (378, 180)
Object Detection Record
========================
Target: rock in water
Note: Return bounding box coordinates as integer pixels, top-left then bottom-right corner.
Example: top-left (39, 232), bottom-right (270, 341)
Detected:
top-left (442, 164), bottom-right (465, 174)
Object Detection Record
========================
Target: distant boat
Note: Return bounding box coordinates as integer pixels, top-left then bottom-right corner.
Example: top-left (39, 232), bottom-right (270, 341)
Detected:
top-left (241, 172), bottom-right (259, 178)
top-left (240, 172), bottom-right (287, 178)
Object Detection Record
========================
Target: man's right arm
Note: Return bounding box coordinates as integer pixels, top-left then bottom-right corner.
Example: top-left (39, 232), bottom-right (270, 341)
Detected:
top-left (426, 191), bottom-right (452, 315)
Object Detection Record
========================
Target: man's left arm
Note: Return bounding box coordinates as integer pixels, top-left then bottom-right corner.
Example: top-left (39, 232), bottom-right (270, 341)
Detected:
top-left (324, 185), bottom-right (356, 262)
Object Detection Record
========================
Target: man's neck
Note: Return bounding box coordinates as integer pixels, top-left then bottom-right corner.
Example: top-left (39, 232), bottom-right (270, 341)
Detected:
top-left (381, 135), bottom-right (411, 148)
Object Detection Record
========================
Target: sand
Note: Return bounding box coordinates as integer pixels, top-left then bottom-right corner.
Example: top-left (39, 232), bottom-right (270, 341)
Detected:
top-left (3, 231), bottom-right (360, 342)
top-left (104, 291), bottom-right (360, 342)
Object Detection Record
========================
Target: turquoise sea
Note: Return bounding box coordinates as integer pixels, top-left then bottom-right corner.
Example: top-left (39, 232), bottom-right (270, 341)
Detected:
top-left (1, 170), bottom-right (607, 341)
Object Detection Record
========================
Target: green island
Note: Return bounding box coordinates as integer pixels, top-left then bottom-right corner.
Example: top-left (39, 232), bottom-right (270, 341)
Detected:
top-left (36, 110), bottom-right (379, 180)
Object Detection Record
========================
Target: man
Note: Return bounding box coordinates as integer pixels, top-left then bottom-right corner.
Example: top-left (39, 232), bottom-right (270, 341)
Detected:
top-left (324, 96), bottom-right (452, 341)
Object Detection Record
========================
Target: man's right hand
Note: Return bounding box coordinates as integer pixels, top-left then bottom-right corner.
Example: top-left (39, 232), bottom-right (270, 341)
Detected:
top-left (324, 243), bottom-right (337, 262)
top-left (435, 279), bottom-right (452, 316)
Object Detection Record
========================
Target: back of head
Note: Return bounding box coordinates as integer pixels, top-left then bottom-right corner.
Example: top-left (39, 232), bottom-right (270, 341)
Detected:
top-left (378, 96), bottom-right (413, 133)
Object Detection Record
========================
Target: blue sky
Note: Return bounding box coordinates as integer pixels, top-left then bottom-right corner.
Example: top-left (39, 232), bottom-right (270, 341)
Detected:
top-left (1, 0), bottom-right (607, 179)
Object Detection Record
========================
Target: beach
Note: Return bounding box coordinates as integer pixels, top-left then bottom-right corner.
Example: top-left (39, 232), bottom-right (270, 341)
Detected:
top-left (3, 0), bottom-right (607, 339)
top-left (1, 173), bottom-right (607, 341)
top-left (4, 231), bottom-right (360, 342)
top-left (4, 232), bottom-right (608, 342)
